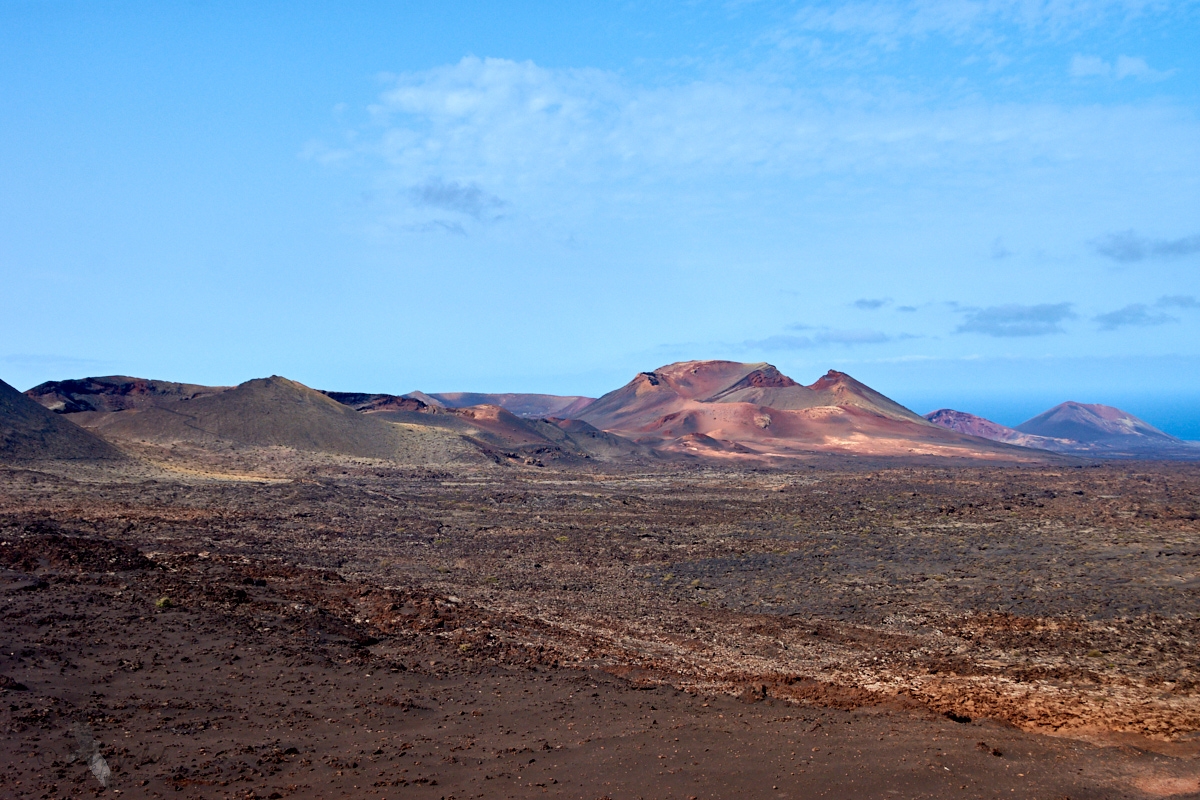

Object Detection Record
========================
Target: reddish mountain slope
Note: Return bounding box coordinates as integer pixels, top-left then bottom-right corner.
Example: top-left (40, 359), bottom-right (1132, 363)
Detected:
top-left (806, 371), bottom-right (928, 423)
top-left (579, 361), bottom-right (1037, 460)
top-left (703, 364), bottom-right (818, 410)
top-left (924, 409), bottom-right (1073, 451)
top-left (928, 405), bottom-right (1198, 458)
top-left (578, 361), bottom-right (766, 431)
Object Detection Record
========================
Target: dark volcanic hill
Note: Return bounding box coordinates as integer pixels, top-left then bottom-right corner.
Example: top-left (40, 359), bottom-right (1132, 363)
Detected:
top-left (363, 403), bottom-right (652, 463)
top-left (321, 389), bottom-right (637, 463)
top-left (26, 375), bottom-right (229, 413)
top-left (0, 378), bottom-right (125, 462)
top-left (578, 360), bottom-right (1039, 460)
top-left (27, 376), bottom-right (634, 465)
top-left (76, 376), bottom-right (432, 459)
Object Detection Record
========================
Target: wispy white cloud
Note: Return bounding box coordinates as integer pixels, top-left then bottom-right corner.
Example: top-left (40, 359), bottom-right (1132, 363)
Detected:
top-left (1115, 54), bottom-right (1172, 79)
top-left (1069, 54), bottom-right (1111, 77)
top-left (745, 327), bottom-right (896, 350)
top-left (299, 139), bottom-right (353, 165)
top-left (786, 0), bottom-right (1171, 47)
top-left (336, 55), bottom-right (1200, 233)
top-left (1070, 53), bottom-right (1175, 80)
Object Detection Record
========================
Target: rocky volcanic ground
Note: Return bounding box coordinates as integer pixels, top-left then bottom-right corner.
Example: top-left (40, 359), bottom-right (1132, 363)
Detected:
top-left (3, 455), bottom-right (1200, 798)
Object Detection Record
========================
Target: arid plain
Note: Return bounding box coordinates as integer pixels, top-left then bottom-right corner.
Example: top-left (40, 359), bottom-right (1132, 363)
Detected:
top-left (3, 364), bottom-right (1200, 799)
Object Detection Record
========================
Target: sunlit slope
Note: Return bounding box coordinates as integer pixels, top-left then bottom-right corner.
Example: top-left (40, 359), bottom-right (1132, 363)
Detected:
top-left (579, 360), bottom-right (1037, 460)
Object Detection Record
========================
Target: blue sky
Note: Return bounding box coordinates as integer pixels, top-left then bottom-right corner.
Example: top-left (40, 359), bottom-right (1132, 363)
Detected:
top-left (2, 1), bottom-right (1199, 434)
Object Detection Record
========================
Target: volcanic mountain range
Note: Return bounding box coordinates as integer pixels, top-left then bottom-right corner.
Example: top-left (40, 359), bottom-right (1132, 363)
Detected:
top-left (17, 375), bottom-right (647, 466)
top-left (573, 361), bottom-right (1008, 459)
top-left (923, 409), bottom-right (1067, 450)
top-left (5, 360), bottom-right (1194, 465)
top-left (923, 403), bottom-right (1193, 457)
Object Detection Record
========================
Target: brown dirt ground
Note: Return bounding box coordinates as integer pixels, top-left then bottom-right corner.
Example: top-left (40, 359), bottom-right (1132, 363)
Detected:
top-left (2, 455), bottom-right (1199, 799)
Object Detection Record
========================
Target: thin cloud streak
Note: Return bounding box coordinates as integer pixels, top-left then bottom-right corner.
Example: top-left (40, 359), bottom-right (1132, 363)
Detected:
top-left (400, 219), bottom-right (467, 236)
top-left (409, 178), bottom-right (506, 221)
top-left (1159, 295), bottom-right (1200, 309)
top-left (1095, 304), bottom-right (1176, 331)
top-left (1094, 295), bottom-right (1200, 329)
top-left (787, 0), bottom-right (1168, 43)
top-left (744, 328), bottom-right (894, 350)
top-left (1091, 230), bottom-right (1200, 262)
top-left (854, 298), bottom-right (889, 310)
top-left (956, 303), bottom-right (1076, 337)
top-left (1070, 54), bottom-right (1174, 81)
